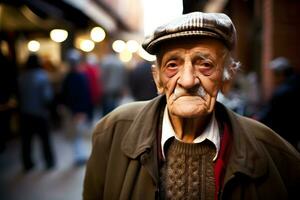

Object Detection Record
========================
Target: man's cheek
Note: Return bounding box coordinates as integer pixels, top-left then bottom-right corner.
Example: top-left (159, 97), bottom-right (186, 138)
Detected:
top-left (201, 84), bottom-right (220, 97)
top-left (164, 78), bottom-right (175, 93)
top-left (202, 76), bottom-right (223, 92)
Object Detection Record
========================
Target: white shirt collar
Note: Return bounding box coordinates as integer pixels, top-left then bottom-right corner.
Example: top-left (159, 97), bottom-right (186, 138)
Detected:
top-left (161, 106), bottom-right (220, 161)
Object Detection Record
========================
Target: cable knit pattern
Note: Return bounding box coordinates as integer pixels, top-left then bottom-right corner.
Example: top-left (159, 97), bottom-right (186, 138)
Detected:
top-left (161, 139), bottom-right (216, 200)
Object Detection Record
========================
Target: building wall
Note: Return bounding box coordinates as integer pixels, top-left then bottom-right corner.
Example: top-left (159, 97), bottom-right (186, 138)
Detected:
top-left (262, 0), bottom-right (300, 100)
top-left (229, 0), bottom-right (255, 73)
top-left (102, 0), bottom-right (144, 32)
top-left (229, 0), bottom-right (300, 100)
top-left (273, 0), bottom-right (300, 72)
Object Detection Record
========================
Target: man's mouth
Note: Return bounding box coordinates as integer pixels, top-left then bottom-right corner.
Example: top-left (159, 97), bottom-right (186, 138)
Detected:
top-left (173, 86), bottom-right (207, 101)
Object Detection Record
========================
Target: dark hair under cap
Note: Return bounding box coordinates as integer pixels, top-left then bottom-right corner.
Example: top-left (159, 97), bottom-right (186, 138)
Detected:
top-left (142, 12), bottom-right (237, 55)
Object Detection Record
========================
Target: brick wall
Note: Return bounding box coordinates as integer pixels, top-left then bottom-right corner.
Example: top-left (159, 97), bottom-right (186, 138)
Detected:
top-left (273, 0), bottom-right (300, 72)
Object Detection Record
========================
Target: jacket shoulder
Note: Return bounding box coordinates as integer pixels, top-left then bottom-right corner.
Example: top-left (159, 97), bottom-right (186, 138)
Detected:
top-left (237, 114), bottom-right (300, 157)
top-left (107, 101), bottom-right (149, 120)
top-left (92, 101), bottom-right (148, 136)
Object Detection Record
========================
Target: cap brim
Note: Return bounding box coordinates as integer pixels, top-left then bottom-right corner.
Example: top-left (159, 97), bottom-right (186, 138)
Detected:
top-left (143, 30), bottom-right (225, 55)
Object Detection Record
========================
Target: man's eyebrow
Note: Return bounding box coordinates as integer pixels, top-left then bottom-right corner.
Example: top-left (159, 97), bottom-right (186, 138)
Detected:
top-left (192, 52), bottom-right (214, 60)
top-left (162, 52), bottom-right (181, 63)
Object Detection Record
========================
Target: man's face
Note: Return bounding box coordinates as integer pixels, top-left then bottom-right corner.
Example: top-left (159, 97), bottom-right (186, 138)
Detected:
top-left (153, 38), bottom-right (228, 119)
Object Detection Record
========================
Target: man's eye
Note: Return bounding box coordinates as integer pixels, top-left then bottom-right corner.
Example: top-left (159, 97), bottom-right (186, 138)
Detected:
top-left (197, 61), bottom-right (213, 68)
top-left (197, 61), bottom-right (214, 76)
top-left (166, 62), bottom-right (177, 68)
top-left (202, 62), bottom-right (212, 68)
top-left (164, 62), bottom-right (178, 77)
top-left (195, 60), bottom-right (212, 68)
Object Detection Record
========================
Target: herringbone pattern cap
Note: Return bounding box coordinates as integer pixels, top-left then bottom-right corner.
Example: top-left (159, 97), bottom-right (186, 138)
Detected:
top-left (142, 12), bottom-right (236, 55)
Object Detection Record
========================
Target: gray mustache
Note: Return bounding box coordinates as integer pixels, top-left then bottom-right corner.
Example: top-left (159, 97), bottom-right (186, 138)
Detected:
top-left (173, 86), bottom-right (207, 100)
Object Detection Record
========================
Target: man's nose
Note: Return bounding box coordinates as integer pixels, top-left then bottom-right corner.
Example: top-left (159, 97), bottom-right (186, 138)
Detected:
top-left (177, 61), bottom-right (199, 89)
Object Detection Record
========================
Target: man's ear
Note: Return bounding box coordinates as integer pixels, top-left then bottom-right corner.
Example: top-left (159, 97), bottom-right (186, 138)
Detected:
top-left (220, 78), bottom-right (232, 95)
top-left (220, 68), bottom-right (234, 95)
top-left (151, 64), bottom-right (164, 94)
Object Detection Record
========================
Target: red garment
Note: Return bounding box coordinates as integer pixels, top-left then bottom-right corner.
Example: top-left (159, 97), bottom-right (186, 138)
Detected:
top-left (214, 124), bottom-right (232, 200)
top-left (81, 63), bottom-right (103, 105)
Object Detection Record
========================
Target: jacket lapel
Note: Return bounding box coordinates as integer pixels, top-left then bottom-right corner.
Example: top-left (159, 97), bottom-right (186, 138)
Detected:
top-left (121, 95), bottom-right (166, 184)
top-left (216, 103), bottom-right (268, 185)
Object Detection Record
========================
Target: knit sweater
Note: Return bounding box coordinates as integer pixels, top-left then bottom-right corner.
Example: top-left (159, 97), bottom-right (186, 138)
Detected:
top-left (160, 138), bottom-right (216, 200)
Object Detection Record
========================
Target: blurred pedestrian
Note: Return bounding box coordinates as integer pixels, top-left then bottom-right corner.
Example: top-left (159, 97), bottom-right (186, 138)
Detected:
top-left (18, 54), bottom-right (55, 171)
top-left (42, 55), bottom-right (65, 130)
top-left (0, 50), bottom-right (18, 153)
top-left (80, 53), bottom-right (103, 121)
top-left (61, 49), bottom-right (92, 166)
top-left (129, 60), bottom-right (157, 101)
top-left (100, 51), bottom-right (127, 115)
top-left (257, 57), bottom-right (300, 150)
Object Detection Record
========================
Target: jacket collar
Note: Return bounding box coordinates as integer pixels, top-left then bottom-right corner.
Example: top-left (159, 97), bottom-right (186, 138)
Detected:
top-left (121, 96), bottom-right (268, 181)
top-left (121, 95), bottom-right (165, 159)
top-left (121, 95), bottom-right (165, 184)
top-left (216, 103), bottom-right (268, 180)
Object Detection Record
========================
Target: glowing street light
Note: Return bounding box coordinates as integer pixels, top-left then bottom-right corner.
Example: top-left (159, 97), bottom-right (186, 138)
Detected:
top-left (90, 27), bottom-right (106, 42)
top-left (27, 40), bottom-right (40, 52)
top-left (80, 39), bottom-right (95, 52)
top-left (126, 40), bottom-right (139, 53)
top-left (119, 49), bottom-right (132, 63)
top-left (50, 29), bottom-right (68, 43)
top-left (112, 40), bottom-right (126, 53)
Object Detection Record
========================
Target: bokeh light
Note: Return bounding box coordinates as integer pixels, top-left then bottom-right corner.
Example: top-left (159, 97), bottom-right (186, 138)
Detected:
top-left (126, 40), bottom-right (139, 53)
top-left (119, 49), bottom-right (132, 62)
top-left (27, 40), bottom-right (40, 52)
top-left (80, 39), bottom-right (95, 52)
top-left (90, 27), bottom-right (106, 42)
top-left (112, 40), bottom-right (126, 53)
top-left (50, 29), bottom-right (68, 43)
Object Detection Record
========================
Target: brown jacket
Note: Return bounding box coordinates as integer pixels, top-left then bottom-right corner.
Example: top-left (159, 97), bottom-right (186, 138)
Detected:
top-left (83, 95), bottom-right (300, 200)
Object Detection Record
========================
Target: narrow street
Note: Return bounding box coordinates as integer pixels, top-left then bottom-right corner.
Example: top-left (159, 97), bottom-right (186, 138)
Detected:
top-left (0, 130), bottom-right (92, 200)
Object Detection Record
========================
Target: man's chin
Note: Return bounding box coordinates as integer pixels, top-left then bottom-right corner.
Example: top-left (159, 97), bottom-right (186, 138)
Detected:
top-left (171, 95), bottom-right (205, 104)
top-left (169, 104), bottom-right (209, 118)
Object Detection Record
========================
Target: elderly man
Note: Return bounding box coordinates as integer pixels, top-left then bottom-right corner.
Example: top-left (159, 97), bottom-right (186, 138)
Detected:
top-left (83, 12), bottom-right (300, 200)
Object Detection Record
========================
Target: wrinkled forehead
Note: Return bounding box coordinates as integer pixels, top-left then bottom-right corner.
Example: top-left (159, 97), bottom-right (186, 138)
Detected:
top-left (156, 37), bottom-right (228, 65)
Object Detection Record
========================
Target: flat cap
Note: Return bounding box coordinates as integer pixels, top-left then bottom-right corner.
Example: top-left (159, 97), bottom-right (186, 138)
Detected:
top-left (142, 12), bottom-right (236, 55)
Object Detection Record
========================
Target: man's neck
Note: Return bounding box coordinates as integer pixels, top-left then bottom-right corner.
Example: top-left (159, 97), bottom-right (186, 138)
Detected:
top-left (170, 113), bottom-right (212, 143)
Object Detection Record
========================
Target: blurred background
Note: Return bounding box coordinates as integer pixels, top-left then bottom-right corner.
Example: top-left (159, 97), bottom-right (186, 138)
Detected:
top-left (1, 0), bottom-right (300, 199)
